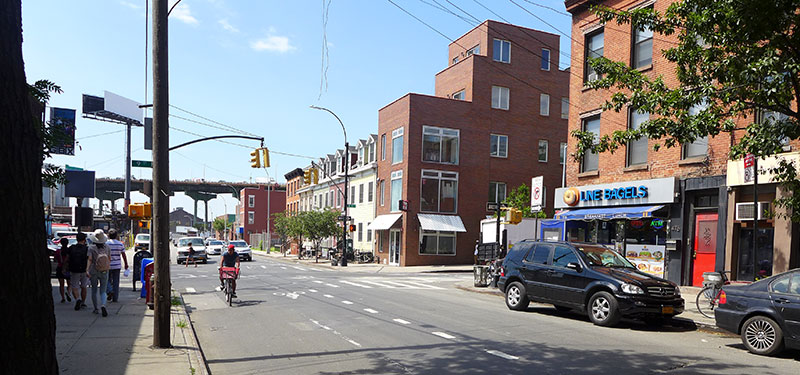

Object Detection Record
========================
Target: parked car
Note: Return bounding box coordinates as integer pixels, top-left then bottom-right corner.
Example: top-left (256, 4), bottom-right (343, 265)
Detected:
top-left (176, 237), bottom-right (208, 264)
top-left (228, 240), bottom-right (252, 261)
top-left (714, 269), bottom-right (800, 356)
top-left (134, 233), bottom-right (150, 251)
top-left (52, 230), bottom-right (79, 245)
top-left (498, 240), bottom-right (684, 327)
top-left (206, 240), bottom-right (225, 256)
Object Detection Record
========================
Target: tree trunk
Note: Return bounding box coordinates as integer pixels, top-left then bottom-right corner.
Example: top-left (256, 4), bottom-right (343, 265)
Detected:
top-left (0, 1), bottom-right (59, 373)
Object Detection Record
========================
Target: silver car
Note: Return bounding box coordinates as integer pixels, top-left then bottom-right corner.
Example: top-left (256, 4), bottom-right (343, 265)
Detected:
top-left (206, 240), bottom-right (225, 255)
top-left (228, 240), bottom-right (252, 261)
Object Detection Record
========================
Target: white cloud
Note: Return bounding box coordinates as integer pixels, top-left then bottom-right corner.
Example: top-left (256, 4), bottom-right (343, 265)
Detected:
top-left (218, 18), bottom-right (239, 33)
top-left (169, 0), bottom-right (198, 25)
top-left (250, 32), bottom-right (296, 53)
top-left (119, 1), bottom-right (140, 10)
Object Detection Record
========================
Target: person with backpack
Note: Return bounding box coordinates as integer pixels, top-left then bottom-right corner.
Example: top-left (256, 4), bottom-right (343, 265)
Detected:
top-left (87, 229), bottom-right (111, 317)
top-left (105, 229), bottom-right (128, 302)
top-left (64, 232), bottom-right (89, 311)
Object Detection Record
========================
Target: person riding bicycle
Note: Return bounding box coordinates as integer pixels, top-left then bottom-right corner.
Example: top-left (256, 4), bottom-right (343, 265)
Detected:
top-left (219, 244), bottom-right (240, 297)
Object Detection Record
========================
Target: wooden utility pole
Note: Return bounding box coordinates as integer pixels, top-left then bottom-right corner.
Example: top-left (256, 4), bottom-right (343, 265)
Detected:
top-left (152, 0), bottom-right (171, 348)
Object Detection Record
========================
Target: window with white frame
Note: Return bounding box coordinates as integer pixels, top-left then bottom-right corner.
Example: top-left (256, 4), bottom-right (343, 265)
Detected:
top-left (359, 183), bottom-right (364, 203)
top-left (367, 228), bottom-right (372, 242)
top-left (560, 142), bottom-right (567, 165)
top-left (379, 180), bottom-right (385, 206)
top-left (581, 115), bottom-right (601, 172)
top-left (541, 48), bottom-right (550, 71)
top-left (683, 101), bottom-right (709, 159)
top-left (561, 97), bottom-right (569, 119)
top-left (358, 147), bottom-right (364, 166)
top-left (381, 134), bottom-right (386, 161)
top-left (632, 7), bottom-right (653, 69)
top-left (390, 170), bottom-right (403, 212)
top-left (350, 186), bottom-right (355, 204)
top-left (391, 128), bottom-right (404, 164)
top-left (538, 140), bottom-right (549, 162)
top-left (492, 38), bottom-right (510, 63)
top-left (490, 134), bottom-right (508, 158)
top-left (627, 108), bottom-right (649, 166)
top-left (358, 223), bottom-right (363, 242)
top-left (420, 231), bottom-right (456, 255)
top-left (248, 195), bottom-right (255, 208)
top-left (452, 90), bottom-right (465, 100)
top-left (540, 94), bottom-right (550, 116)
top-left (420, 170), bottom-right (458, 213)
top-left (585, 29), bottom-right (604, 82)
top-left (368, 181), bottom-right (374, 202)
top-left (248, 211), bottom-right (254, 224)
top-left (491, 86), bottom-right (510, 110)
top-left (489, 182), bottom-right (507, 204)
top-left (368, 142), bottom-right (375, 163)
top-left (422, 126), bottom-right (459, 164)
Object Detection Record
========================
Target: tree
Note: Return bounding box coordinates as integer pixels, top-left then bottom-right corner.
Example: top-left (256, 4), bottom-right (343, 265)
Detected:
top-left (297, 210), bottom-right (340, 252)
top-left (503, 184), bottom-right (547, 219)
top-left (271, 212), bottom-right (293, 253)
top-left (0, 1), bottom-right (59, 372)
top-left (212, 217), bottom-right (232, 234)
top-left (573, 0), bottom-right (800, 219)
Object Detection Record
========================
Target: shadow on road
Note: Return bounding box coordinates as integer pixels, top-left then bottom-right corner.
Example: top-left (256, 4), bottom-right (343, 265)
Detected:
top-left (523, 306), bottom-right (698, 333)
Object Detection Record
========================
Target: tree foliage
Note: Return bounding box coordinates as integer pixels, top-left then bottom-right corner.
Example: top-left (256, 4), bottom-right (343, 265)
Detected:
top-left (212, 217), bottom-right (232, 233)
top-left (503, 184), bottom-right (546, 218)
top-left (297, 210), bottom-right (341, 250)
top-left (30, 79), bottom-right (66, 188)
top-left (572, 0), bottom-right (800, 220)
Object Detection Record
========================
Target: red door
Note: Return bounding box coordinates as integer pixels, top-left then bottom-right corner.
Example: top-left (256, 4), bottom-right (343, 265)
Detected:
top-left (692, 213), bottom-right (718, 286)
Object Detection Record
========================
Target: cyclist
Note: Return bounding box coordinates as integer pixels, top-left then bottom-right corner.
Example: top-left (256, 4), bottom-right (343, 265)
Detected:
top-left (219, 244), bottom-right (240, 297)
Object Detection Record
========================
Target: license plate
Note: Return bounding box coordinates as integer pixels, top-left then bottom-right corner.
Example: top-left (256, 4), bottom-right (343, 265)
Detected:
top-left (662, 306), bottom-right (674, 314)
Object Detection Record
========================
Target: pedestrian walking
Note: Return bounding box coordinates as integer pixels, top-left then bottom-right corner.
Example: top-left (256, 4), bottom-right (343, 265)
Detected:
top-left (105, 229), bottom-right (128, 302)
top-left (185, 243), bottom-right (197, 268)
top-left (63, 232), bottom-right (89, 311)
top-left (87, 229), bottom-right (111, 317)
top-left (55, 238), bottom-right (71, 303)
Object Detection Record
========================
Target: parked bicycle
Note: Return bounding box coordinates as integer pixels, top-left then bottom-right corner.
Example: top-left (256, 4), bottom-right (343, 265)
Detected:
top-left (696, 271), bottom-right (751, 318)
top-left (356, 251), bottom-right (374, 264)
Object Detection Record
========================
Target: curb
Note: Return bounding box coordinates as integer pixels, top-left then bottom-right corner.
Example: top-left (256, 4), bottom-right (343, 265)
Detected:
top-left (177, 292), bottom-right (212, 375)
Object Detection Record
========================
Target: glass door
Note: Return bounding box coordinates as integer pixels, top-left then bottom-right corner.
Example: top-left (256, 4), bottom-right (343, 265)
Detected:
top-left (389, 229), bottom-right (401, 265)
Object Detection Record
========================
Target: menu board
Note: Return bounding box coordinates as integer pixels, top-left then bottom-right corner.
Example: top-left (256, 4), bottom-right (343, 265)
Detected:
top-left (625, 244), bottom-right (665, 278)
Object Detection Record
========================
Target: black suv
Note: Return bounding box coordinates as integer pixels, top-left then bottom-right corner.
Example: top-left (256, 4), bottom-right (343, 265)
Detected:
top-left (498, 240), bottom-right (684, 326)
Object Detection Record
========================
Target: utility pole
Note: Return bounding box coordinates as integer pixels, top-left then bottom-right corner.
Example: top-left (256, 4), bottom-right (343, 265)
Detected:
top-left (341, 142), bottom-right (349, 266)
top-left (125, 120), bottom-right (132, 230)
top-left (152, 0), bottom-right (171, 348)
top-left (752, 156), bottom-right (758, 280)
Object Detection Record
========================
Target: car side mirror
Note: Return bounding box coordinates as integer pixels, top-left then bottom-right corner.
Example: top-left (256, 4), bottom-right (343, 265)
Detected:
top-left (566, 262), bottom-right (582, 272)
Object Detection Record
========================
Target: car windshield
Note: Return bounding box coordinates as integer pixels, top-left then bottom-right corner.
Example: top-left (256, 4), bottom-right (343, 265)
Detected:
top-left (230, 241), bottom-right (247, 247)
top-left (577, 245), bottom-right (636, 268)
top-left (209, 241), bottom-right (223, 245)
top-left (179, 238), bottom-right (204, 246)
top-left (136, 234), bottom-right (150, 242)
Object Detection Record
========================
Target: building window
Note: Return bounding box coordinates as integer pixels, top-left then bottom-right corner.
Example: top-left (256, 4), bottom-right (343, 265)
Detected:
top-left (358, 223), bottom-right (363, 242)
top-left (337, 191), bottom-right (342, 207)
top-left (367, 228), bottom-right (372, 242)
top-left (381, 134), bottom-right (386, 161)
top-left (541, 48), bottom-right (550, 71)
top-left (490, 134), bottom-right (508, 158)
top-left (632, 8), bottom-right (653, 69)
top-left (538, 140), bottom-right (549, 162)
top-left (248, 195), bottom-right (255, 208)
top-left (359, 183), bottom-right (364, 203)
top-left (584, 29), bottom-right (604, 83)
top-left (561, 97), bottom-right (569, 119)
top-left (350, 186), bottom-right (355, 204)
top-left (560, 142), bottom-right (567, 165)
top-left (540, 94), bottom-right (550, 116)
top-left (368, 181), bottom-right (374, 202)
top-left (391, 127), bottom-right (404, 164)
top-left (422, 126), bottom-right (459, 164)
top-left (580, 115), bottom-right (601, 172)
top-left (467, 44), bottom-right (480, 56)
top-left (420, 170), bottom-right (458, 213)
top-left (489, 182), bottom-right (507, 204)
top-left (492, 38), bottom-right (511, 63)
top-left (452, 56), bottom-right (459, 65)
top-left (627, 108), bottom-right (649, 166)
top-left (379, 180), bottom-right (385, 206)
top-left (452, 90), bottom-right (465, 100)
top-left (369, 142), bottom-right (375, 163)
top-left (325, 193), bottom-right (329, 207)
top-left (247, 211), bottom-right (254, 225)
top-left (358, 147), bottom-right (365, 166)
top-left (491, 86), bottom-right (510, 110)
top-left (390, 170), bottom-right (403, 212)
top-left (683, 101), bottom-right (709, 159)
top-left (420, 231), bottom-right (456, 255)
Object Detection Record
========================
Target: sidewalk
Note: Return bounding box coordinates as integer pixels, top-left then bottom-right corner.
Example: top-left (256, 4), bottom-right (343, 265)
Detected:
top-left (54, 275), bottom-right (207, 374)
top-left (252, 249), bottom-right (474, 274)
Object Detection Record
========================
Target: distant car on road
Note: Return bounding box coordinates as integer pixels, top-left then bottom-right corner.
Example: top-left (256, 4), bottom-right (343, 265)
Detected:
top-left (176, 236), bottom-right (208, 264)
top-left (714, 269), bottom-right (800, 356)
top-left (498, 240), bottom-right (684, 327)
top-left (206, 240), bottom-right (225, 255)
top-left (134, 233), bottom-right (150, 251)
top-left (228, 240), bottom-right (252, 262)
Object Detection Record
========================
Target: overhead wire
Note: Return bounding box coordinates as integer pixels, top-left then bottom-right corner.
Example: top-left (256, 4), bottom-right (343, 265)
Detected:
top-left (76, 129), bottom-right (125, 140)
top-left (170, 125), bottom-right (317, 159)
top-left (169, 104), bottom-right (259, 137)
top-left (521, 0), bottom-right (570, 17)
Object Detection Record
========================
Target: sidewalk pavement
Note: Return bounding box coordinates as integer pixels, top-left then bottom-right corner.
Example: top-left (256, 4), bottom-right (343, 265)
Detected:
top-left (251, 249), bottom-right (474, 274)
top-left (54, 264), bottom-right (207, 374)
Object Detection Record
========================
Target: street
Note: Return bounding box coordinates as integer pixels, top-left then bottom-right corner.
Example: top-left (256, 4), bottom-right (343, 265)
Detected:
top-left (174, 254), bottom-right (800, 375)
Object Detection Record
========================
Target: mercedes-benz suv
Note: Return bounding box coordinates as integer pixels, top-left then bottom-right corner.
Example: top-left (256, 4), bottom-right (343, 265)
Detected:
top-left (498, 240), bottom-right (684, 327)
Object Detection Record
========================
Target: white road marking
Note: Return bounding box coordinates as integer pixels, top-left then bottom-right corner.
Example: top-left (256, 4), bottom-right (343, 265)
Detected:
top-left (246, 266), bottom-right (252, 270)
top-left (393, 319), bottom-right (411, 325)
top-left (359, 280), bottom-right (397, 288)
top-left (347, 339), bottom-right (362, 347)
top-left (485, 350), bottom-right (519, 360)
top-left (431, 332), bottom-right (456, 340)
top-left (363, 308), bottom-right (379, 314)
top-left (281, 267), bottom-right (287, 270)
top-left (308, 289), bottom-right (318, 293)
top-left (341, 300), bottom-right (354, 305)
top-left (308, 268), bottom-right (322, 272)
top-left (313, 280), bottom-right (324, 284)
top-left (399, 281), bottom-right (445, 290)
top-left (309, 319), bottom-right (361, 347)
top-left (339, 280), bottom-right (373, 288)
top-left (185, 287), bottom-right (196, 293)
top-left (325, 283), bottom-right (340, 288)
top-left (292, 266), bottom-right (307, 271)
top-left (260, 265), bottom-right (267, 269)
top-left (323, 294), bottom-right (334, 298)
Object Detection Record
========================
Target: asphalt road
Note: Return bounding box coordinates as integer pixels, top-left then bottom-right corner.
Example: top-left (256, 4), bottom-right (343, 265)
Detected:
top-left (172, 254), bottom-right (800, 375)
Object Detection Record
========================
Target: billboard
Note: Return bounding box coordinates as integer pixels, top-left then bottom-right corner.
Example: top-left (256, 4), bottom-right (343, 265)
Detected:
top-left (49, 107), bottom-right (76, 155)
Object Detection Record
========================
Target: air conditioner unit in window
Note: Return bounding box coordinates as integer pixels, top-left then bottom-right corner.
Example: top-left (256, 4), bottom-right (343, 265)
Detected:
top-left (735, 202), bottom-right (772, 221)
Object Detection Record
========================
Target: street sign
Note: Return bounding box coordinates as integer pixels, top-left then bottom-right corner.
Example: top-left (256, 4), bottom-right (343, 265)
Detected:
top-left (347, 204), bottom-right (356, 208)
top-left (337, 215), bottom-right (352, 221)
top-left (531, 176), bottom-right (544, 209)
top-left (486, 202), bottom-right (500, 211)
top-left (132, 160), bottom-right (152, 168)
top-left (743, 154), bottom-right (755, 183)
top-left (399, 200), bottom-right (409, 212)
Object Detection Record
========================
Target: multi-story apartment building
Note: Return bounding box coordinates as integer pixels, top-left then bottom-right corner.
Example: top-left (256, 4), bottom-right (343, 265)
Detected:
top-left (237, 185), bottom-right (286, 248)
top-left (372, 20), bottom-right (569, 266)
top-left (285, 168), bottom-right (304, 215)
top-left (562, 0), bottom-right (799, 285)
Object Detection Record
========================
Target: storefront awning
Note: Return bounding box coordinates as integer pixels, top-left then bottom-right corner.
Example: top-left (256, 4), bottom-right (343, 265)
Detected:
top-left (367, 214), bottom-right (402, 230)
top-left (418, 214), bottom-right (467, 232)
top-left (554, 205), bottom-right (664, 221)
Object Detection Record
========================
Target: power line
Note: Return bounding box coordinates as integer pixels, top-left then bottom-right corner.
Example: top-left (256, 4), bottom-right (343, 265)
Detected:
top-left (77, 129), bottom-right (124, 140)
top-left (521, 0), bottom-right (570, 17)
top-left (170, 126), bottom-right (317, 159)
top-left (169, 104), bottom-right (259, 137)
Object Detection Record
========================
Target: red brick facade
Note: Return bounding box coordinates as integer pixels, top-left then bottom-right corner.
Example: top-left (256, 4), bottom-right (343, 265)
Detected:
top-left (238, 186), bottom-right (286, 246)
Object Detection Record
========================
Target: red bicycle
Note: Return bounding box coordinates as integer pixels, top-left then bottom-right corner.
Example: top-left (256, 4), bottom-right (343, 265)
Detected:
top-left (219, 267), bottom-right (239, 306)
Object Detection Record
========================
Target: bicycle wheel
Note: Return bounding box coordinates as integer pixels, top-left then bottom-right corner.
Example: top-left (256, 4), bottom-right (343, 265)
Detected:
top-left (225, 279), bottom-right (232, 306)
top-left (695, 286), bottom-right (718, 318)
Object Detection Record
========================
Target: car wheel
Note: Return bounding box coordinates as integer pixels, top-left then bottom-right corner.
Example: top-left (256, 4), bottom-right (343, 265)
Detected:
top-left (741, 315), bottom-right (785, 356)
top-left (504, 281), bottom-right (530, 311)
top-left (553, 305), bottom-right (571, 312)
top-left (588, 291), bottom-right (621, 327)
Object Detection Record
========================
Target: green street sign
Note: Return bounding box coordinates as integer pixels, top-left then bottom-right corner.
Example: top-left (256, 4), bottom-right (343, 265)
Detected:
top-left (132, 160), bottom-right (153, 168)
top-left (347, 204), bottom-right (356, 208)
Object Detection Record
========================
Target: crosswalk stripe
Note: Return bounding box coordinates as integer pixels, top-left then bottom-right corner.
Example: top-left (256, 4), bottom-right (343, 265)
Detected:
top-left (380, 280), bottom-right (433, 289)
top-left (313, 280), bottom-right (324, 284)
top-left (397, 281), bottom-right (445, 290)
top-left (339, 280), bottom-right (373, 289)
top-left (261, 265), bottom-right (267, 269)
top-left (324, 283), bottom-right (340, 288)
top-left (292, 266), bottom-right (307, 271)
top-left (359, 280), bottom-right (397, 289)
top-left (185, 287), bottom-right (196, 293)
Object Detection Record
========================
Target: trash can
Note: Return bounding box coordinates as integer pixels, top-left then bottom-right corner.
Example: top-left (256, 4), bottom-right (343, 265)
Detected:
top-left (474, 265), bottom-right (490, 287)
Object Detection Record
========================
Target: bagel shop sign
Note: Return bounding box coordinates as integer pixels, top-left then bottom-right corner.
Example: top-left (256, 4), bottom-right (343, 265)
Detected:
top-left (554, 177), bottom-right (676, 209)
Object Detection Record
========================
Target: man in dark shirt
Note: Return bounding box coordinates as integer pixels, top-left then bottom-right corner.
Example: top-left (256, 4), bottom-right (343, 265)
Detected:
top-left (219, 244), bottom-right (240, 297)
top-left (63, 232), bottom-right (89, 310)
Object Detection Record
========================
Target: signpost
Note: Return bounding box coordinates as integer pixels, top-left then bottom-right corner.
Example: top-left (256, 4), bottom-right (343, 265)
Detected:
top-left (132, 160), bottom-right (153, 168)
top-left (743, 154), bottom-right (755, 183)
top-left (531, 176), bottom-right (543, 240)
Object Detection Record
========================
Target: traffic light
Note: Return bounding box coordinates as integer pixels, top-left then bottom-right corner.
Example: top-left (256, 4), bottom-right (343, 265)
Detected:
top-left (250, 148), bottom-right (261, 168)
top-left (348, 224), bottom-right (356, 232)
top-left (303, 169), bottom-right (312, 185)
top-left (505, 208), bottom-right (523, 224)
top-left (312, 168), bottom-right (319, 184)
top-left (261, 148), bottom-right (270, 168)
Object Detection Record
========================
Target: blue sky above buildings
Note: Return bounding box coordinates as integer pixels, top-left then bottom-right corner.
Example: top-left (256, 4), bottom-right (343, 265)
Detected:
top-left (22, 0), bottom-right (572, 219)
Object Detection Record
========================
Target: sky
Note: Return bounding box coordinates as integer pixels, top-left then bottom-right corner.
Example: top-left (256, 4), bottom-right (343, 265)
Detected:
top-left (22, 0), bottom-right (573, 221)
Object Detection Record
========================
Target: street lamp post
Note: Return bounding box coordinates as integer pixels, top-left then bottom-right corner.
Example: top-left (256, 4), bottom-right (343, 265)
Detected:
top-left (310, 105), bottom-right (349, 266)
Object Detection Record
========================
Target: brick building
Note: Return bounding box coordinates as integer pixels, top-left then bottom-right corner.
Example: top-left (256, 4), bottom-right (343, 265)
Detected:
top-left (561, 0), bottom-right (799, 285)
top-left (371, 20), bottom-right (569, 266)
top-left (284, 168), bottom-right (304, 254)
top-left (237, 185), bottom-right (286, 247)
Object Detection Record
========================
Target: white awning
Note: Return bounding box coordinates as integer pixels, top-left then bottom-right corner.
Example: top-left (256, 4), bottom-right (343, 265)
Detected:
top-left (418, 214), bottom-right (467, 232)
top-left (367, 214), bottom-right (402, 230)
